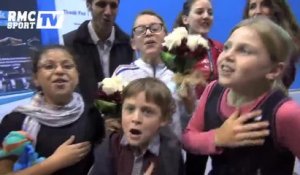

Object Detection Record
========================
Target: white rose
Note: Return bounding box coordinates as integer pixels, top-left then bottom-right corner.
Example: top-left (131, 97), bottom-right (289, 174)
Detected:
top-left (162, 27), bottom-right (188, 50)
top-left (173, 27), bottom-right (189, 36)
top-left (100, 76), bottom-right (125, 95)
top-left (186, 35), bottom-right (209, 51)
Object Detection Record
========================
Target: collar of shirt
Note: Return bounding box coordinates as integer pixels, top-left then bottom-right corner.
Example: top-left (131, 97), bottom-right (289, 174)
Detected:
top-left (120, 133), bottom-right (160, 157)
top-left (88, 21), bottom-right (115, 47)
top-left (134, 59), bottom-right (168, 76)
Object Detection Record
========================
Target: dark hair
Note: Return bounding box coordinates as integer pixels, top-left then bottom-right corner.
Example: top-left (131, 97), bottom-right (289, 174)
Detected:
top-left (182, 0), bottom-right (212, 16)
top-left (31, 45), bottom-right (78, 74)
top-left (242, 0), bottom-right (300, 50)
top-left (122, 77), bottom-right (176, 121)
top-left (173, 11), bottom-right (187, 29)
top-left (85, 0), bottom-right (121, 6)
top-left (131, 10), bottom-right (168, 37)
top-left (182, 0), bottom-right (194, 16)
top-left (86, 0), bottom-right (120, 5)
top-left (173, 0), bottom-right (212, 29)
top-left (173, 0), bottom-right (196, 29)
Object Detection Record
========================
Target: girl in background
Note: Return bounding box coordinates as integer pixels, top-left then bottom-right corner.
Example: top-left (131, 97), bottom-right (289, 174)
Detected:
top-left (174, 1), bottom-right (223, 173)
top-left (174, 0), bottom-right (223, 99)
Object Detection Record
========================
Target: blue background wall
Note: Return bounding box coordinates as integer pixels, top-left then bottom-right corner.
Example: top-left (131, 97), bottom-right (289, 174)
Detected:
top-left (116, 0), bottom-right (300, 89)
top-left (116, 0), bottom-right (300, 43)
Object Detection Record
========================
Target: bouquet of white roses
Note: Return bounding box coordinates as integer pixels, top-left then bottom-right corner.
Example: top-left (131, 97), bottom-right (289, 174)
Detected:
top-left (94, 76), bottom-right (127, 118)
top-left (162, 27), bottom-right (209, 74)
top-left (161, 27), bottom-right (209, 97)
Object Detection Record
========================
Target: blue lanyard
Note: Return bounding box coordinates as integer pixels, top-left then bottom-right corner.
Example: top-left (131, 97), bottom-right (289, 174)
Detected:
top-left (207, 49), bottom-right (213, 71)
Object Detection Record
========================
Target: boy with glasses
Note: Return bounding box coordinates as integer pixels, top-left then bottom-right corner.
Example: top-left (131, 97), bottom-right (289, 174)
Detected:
top-left (111, 10), bottom-right (196, 140)
top-left (113, 10), bottom-right (170, 85)
top-left (112, 10), bottom-right (183, 137)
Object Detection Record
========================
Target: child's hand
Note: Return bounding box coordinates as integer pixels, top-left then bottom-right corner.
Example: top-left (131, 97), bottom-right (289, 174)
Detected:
top-left (214, 109), bottom-right (270, 148)
top-left (144, 162), bottom-right (154, 175)
top-left (47, 136), bottom-right (91, 169)
top-left (178, 80), bottom-right (197, 114)
top-left (177, 70), bottom-right (207, 113)
top-left (105, 118), bottom-right (122, 132)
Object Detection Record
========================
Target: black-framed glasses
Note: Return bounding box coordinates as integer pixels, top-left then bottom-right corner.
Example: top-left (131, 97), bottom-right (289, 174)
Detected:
top-left (38, 62), bottom-right (76, 72)
top-left (133, 23), bottom-right (164, 36)
top-left (96, 1), bottom-right (118, 9)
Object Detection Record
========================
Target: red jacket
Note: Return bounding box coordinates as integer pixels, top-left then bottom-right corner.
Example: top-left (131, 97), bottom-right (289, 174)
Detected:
top-left (194, 38), bottom-right (223, 98)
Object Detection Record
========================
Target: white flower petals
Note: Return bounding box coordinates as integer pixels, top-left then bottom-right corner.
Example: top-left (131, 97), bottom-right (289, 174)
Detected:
top-left (99, 76), bottom-right (126, 95)
top-left (162, 27), bottom-right (209, 52)
top-left (186, 35), bottom-right (209, 51)
top-left (162, 27), bottom-right (188, 50)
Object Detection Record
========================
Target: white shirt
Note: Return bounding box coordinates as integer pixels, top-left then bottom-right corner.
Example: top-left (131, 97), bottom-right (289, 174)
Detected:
top-left (88, 21), bottom-right (115, 77)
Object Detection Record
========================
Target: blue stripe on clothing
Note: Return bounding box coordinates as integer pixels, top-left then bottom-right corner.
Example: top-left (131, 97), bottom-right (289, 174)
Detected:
top-left (114, 66), bottom-right (139, 75)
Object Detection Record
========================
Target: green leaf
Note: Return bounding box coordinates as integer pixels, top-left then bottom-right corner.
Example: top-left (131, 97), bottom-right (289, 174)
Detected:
top-left (94, 100), bottom-right (117, 113)
top-left (161, 52), bottom-right (176, 70)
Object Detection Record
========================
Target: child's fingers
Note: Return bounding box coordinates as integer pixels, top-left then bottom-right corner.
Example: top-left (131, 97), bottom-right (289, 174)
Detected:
top-left (233, 121), bottom-right (269, 132)
top-left (144, 162), bottom-right (154, 175)
top-left (71, 141), bottom-right (91, 150)
top-left (237, 110), bottom-right (262, 123)
top-left (228, 109), bottom-right (241, 120)
top-left (61, 135), bottom-right (75, 146)
top-left (80, 142), bottom-right (91, 153)
top-left (105, 119), bottom-right (122, 132)
top-left (236, 130), bottom-right (270, 141)
top-left (238, 138), bottom-right (266, 147)
top-left (78, 144), bottom-right (92, 160)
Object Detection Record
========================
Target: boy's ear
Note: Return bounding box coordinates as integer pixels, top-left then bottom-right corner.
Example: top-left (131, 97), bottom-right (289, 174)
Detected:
top-left (265, 62), bottom-right (285, 80)
top-left (182, 14), bottom-right (189, 26)
top-left (159, 119), bottom-right (169, 127)
top-left (86, 2), bottom-right (92, 11)
top-left (32, 75), bottom-right (42, 91)
top-left (32, 74), bottom-right (39, 88)
top-left (131, 38), bottom-right (137, 51)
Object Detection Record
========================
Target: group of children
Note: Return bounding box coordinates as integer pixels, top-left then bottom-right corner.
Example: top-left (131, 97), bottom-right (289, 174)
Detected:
top-left (94, 16), bottom-right (300, 175)
top-left (0, 1), bottom-right (300, 175)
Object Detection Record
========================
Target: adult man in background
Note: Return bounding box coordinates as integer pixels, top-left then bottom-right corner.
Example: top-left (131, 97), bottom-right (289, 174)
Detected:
top-left (63, 0), bottom-right (133, 104)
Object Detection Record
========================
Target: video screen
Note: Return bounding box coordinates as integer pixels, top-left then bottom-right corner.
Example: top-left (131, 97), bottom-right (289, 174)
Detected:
top-left (0, 0), bottom-right (41, 96)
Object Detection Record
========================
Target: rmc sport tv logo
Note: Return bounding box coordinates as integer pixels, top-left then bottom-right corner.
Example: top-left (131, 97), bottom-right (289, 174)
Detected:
top-left (0, 11), bottom-right (64, 29)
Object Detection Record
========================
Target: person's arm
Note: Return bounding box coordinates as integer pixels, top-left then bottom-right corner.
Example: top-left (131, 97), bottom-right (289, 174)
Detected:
top-left (0, 158), bottom-right (16, 174)
top-left (182, 82), bottom-right (220, 154)
top-left (276, 100), bottom-right (300, 158)
top-left (178, 70), bottom-right (207, 114)
top-left (182, 82), bottom-right (270, 155)
top-left (2, 156), bottom-right (66, 175)
top-left (0, 136), bottom-right (91, 175)
top-left (180, 91), bottom-right (197, 114)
